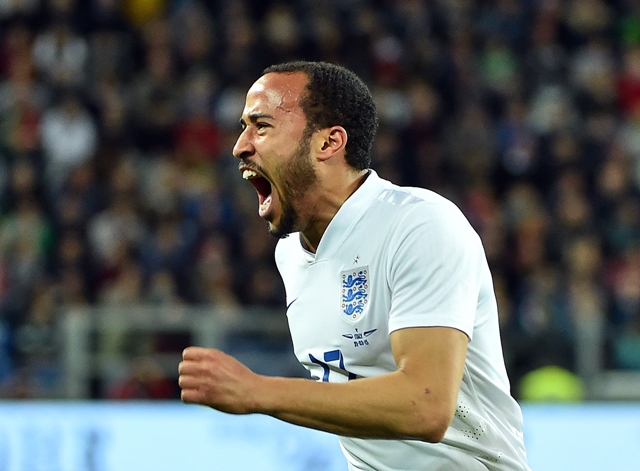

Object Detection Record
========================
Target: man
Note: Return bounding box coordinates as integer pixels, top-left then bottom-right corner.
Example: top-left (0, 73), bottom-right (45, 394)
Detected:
top-left (178, 61), bottom-right (531, 471)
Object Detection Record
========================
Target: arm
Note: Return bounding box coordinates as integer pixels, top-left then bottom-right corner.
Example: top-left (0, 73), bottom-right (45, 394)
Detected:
top-left (178, 325), bottom-right (468, 443)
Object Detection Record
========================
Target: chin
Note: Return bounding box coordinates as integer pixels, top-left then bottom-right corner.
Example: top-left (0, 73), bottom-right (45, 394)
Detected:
top-left (268, 216), bottom-right (299, 239)
top-left (266, 205), bottom-right (298, 239)
top-left (267, 221), bottom-right (288, 239)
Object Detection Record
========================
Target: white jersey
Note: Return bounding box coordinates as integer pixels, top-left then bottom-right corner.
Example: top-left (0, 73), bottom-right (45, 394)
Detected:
top-left (275, 171), bottom-right (531, 471)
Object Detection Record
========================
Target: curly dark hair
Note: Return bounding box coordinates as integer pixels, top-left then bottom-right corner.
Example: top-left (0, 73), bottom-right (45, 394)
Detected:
top-left (263, 61), bottom-right (378, 171)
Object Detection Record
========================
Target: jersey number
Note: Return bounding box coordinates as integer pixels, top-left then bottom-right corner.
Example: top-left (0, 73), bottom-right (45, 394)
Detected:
top-left (309, 349), bottom-right (356, 382)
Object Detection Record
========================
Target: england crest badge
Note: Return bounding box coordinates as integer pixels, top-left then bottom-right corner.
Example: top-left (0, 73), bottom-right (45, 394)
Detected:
top-left (341, 267), bottom-right (369, 322)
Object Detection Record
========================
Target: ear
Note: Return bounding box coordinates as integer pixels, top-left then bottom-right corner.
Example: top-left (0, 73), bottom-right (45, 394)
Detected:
top-left (314, 126), bottom-right (347, 162)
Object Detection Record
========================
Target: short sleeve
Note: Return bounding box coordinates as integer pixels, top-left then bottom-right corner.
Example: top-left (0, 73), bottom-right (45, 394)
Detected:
top-left (386, 200), bottom-right (485, 339)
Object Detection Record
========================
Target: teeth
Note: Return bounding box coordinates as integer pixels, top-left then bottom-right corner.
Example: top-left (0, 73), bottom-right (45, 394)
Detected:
top-left (260, 195), bottom-right (272, 212)
top-left (242, 169), bottom-right (258, 180)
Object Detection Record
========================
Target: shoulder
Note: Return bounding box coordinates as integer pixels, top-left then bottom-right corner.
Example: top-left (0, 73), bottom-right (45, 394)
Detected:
top-left (374, 183), bottom-right (473, 236)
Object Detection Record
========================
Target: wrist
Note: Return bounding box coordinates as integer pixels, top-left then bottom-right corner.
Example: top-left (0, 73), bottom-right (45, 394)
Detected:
top-left (245, 373), bottom-right (274, 414)
top-left (250, 375), bottom-right (289, 416)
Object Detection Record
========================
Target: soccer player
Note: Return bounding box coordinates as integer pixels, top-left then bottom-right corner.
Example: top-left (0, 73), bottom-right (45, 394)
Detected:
top-left (178, 61), bottom-right (532, 471)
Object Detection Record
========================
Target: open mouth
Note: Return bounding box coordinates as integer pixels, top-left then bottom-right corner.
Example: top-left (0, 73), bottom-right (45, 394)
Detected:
top-left (242, 168), bottom-right (274, 215)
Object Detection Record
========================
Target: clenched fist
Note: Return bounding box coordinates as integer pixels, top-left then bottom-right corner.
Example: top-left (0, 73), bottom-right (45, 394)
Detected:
top-left (178, 346), bottom-right (262, 414)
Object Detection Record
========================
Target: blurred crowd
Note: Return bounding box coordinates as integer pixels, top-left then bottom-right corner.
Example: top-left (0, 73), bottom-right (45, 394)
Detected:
top-left (0, 0), bottom-right (639, 399)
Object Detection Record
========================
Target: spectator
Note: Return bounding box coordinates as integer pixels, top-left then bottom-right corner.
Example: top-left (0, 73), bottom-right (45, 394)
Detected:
top-left (39, 92), bottom-right (98, 195)
top-left (32, 20), bottom-right (88, 88)
top-left (0, 0), bottom-right (639, 399)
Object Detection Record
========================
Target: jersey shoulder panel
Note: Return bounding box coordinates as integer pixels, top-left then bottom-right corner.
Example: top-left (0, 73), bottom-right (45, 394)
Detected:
top-left (373, 184), bottom-right (478, 243)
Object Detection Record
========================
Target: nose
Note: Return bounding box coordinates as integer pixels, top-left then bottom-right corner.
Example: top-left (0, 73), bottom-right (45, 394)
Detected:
top-left (232, 128), bottom-right (255, 161)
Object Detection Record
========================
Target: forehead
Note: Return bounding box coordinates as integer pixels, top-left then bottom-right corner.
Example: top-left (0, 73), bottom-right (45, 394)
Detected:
top-left (243, 72), bottom-right (308, 119)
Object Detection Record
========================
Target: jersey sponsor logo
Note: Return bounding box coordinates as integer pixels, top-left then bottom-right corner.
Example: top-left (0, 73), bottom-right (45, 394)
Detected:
top-left (286, 297), bottom-right (298, 310)
top-left (340, 267), bottom-right (369, 322)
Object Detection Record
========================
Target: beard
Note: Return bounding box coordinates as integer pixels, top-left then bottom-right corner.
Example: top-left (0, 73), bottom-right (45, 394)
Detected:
top-left (267, 129), bottom-right (317, 239)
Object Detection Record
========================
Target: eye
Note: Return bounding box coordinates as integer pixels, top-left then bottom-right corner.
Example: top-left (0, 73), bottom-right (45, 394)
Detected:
top-left (256, 122), bottom-right (270, 130)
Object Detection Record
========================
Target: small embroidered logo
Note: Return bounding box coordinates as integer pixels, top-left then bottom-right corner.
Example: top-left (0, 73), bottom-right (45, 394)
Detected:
top-left (286, 297), bottom-right (298, 310)
top-left (342, 328), bottom-right (377, 347)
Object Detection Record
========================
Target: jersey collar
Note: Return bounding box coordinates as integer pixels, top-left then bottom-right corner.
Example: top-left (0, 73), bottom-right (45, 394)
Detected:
top-left (304, 169), bottom-right (386, 261)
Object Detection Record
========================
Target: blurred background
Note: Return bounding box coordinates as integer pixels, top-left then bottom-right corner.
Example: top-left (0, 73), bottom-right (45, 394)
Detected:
top-left (0, 0), bottom-right (640, 448)
top-left (2, 0), bottom-right (640, 469)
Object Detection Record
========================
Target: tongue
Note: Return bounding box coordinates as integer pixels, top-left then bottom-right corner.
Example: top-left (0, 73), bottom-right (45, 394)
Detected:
top-left (259, 195), bottom-right (272, 217)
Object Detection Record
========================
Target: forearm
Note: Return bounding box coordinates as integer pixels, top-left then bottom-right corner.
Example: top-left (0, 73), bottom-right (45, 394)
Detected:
top-left (254, 371), bottom-right (452, 442)
top-left (179, 329), bottom-right (467, 442)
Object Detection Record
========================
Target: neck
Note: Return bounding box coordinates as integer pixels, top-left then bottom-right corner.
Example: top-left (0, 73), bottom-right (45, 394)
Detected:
top-left (299, 169), bottom-right (370, 253)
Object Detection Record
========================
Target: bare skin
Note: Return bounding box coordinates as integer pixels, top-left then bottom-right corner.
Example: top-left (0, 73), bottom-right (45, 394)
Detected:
top-left (179, 327), bottom-right (468, 442)
top-left (231, 71), bottom-right (368, 251)
top-left (178, 71), bottom-right (469, 443)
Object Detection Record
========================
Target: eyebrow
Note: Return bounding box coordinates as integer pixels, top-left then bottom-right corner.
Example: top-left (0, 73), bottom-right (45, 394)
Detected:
top-left (239, 112), bottom-right (274, 126)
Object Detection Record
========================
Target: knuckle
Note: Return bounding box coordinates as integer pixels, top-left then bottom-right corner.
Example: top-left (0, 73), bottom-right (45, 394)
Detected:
top-left (181, 390), bottom-right (196, 403)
